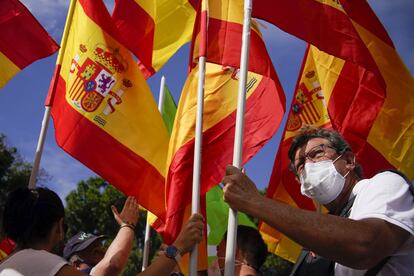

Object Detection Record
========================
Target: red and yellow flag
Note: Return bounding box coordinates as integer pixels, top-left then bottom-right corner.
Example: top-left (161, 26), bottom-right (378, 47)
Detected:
top-left (0, 238), bottom-right (15, 261)
top-left (49, 0), bottom-right (169, 220)
top-left (0, 0), bottom-right (58, 89)
top-left (112, 0), bottom-right (198, 78)
top-left (260, 1), bottom-right (414, 263)
top-left (162, 0), bottom-right (285, 246)
top-left (252, 0), bottom-right (386, 151)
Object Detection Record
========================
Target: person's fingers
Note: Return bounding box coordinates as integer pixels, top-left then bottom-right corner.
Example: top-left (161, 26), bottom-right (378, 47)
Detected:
top-left (225, 164), bottom-right (241, 175)
top-left (125, 196), bottom-right (134, 209)
top-left (111, 205), bottom-right (121, 223)
top-left (188, 213), bottom-right (204, 222)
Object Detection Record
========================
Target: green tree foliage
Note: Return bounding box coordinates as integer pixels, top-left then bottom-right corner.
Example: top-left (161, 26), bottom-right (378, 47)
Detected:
top-left (0, 134), bottom-right (32, 206)
top-left (65, 177), bottom-right (162, 276)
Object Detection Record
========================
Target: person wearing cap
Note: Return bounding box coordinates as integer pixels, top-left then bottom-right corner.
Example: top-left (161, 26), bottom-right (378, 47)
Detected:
top-left (63, 232), bottom-right (107, 274)
top-left (64, 196), bottom-right (205, 276)
top-left (64, 196), bottom-right (139, 275)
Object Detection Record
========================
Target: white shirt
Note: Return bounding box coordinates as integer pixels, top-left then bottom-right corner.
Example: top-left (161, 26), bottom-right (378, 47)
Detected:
top-left (335, 172), bottom-right (414, 275)
top-left (0, 249), bottom-right (67, 276)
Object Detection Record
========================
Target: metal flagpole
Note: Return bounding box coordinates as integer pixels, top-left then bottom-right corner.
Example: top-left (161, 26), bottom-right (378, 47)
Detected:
top-left (189, 0), bottom-right (208, 274)
top-left (141, 75), bottom-right (167, 271)
top-left (224, 0), bottom-right (252, 275)
top-left (28, 0), bottom-right (77, 189)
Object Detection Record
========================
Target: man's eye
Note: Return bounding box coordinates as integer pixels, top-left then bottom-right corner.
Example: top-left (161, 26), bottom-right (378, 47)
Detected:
top-left (308, 149), bottom-right (324, 159)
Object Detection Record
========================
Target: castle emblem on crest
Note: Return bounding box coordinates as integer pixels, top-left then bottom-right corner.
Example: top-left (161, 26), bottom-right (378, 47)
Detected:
top-left (67, 44), bottom-right (132, 126)
top-left (286, 70), bottom-right (327, 132)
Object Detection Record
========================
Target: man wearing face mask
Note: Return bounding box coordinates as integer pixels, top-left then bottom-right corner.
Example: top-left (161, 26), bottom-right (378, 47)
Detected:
top-left (222, 126), bottom-right (414, 275)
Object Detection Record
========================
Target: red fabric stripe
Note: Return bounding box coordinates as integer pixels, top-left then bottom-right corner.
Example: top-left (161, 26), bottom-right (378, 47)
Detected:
top-left (251, 0), bottom-right (383, 87)
top-left (0, 0), bottom-right (58, 69)
top-left (198, 10), bottom-right (208, 57)
top-left (79, 0), bottom-right (126, 47)
top-left (44, 64), bottom-right (61, 106)
top-left (112, 0), bottom-right (155, 77)
top-left (328, 61), bottom-right (385, 155)
top-left (194, 18), bottom-right (278, 81)
top-left (163, 75), bottom-right (284, 242)
top-left (188, 0), bottom-right (199, 10)
top-left (340, 0), bottom-right (394, 48)
top-left (357, 142), bottom-right (395, 179)
top-left (51, 76), bottom-right (166, 221)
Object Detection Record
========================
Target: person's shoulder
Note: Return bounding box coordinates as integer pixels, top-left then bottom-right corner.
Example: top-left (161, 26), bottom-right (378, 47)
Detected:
top-left (14, 249), bottom-right (65, 262)
top-left (353, 171), bottom-right (410, 197)
top-left (372, 171), bottom-right (409, 187)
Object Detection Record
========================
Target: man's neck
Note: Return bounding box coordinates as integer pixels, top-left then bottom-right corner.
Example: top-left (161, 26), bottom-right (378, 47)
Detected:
top-left (326, 174), bottom-right (360, 215)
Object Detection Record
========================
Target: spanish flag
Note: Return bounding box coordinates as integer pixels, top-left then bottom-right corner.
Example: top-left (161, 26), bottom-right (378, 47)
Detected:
top-left (49, 0), bottom-right (169, 220)
top-left (112, 0), bottom-right (198, 78)
top-left (260, 1), bottom-right (414, 263)
top-left (0, 0), bottom-right (58, 89)
top-left (252, 0), bottom-right (386, 150)
top-left (163, 0), bottom-right (285, 245)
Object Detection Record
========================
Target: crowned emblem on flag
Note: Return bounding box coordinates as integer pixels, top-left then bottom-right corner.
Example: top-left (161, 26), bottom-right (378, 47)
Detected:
top-left (67, 44), bottom-right (129, 117)
top-left (286, 70), bottom-right (327, 132)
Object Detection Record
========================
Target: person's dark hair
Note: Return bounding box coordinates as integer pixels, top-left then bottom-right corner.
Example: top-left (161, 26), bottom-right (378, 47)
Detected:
top-left (2, 187), bottom-right (64, 248)
top-left (288, 126), bottom-right (363, 178)
top-left (233, 226), bottom-right (268, 271)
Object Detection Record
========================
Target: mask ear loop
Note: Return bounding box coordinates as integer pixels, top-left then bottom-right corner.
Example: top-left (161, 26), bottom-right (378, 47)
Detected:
top-left (343, 156), bottom-right (356, 178)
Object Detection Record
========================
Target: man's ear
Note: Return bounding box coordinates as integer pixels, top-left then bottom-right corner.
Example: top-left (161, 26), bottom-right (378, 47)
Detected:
top-left (343, 151), bottom-right (356, 171)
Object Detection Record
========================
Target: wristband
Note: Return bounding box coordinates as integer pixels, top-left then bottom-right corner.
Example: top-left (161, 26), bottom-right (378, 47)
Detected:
top-left (120, 222), bottom-right (135, 231)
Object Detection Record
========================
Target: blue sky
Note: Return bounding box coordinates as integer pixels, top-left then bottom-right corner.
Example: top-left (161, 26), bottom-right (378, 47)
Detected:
top-left (0, 0), bottom-right (413, 201)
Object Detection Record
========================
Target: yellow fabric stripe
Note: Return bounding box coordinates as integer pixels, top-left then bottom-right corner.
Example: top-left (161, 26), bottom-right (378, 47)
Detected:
top-left (259, 183), bottom-right (303, 263)
top-left (353, 22), bottom-right (414, 179)
top-left (150, 0), bottom-right (196, 71)
top-left (0, 51), bottom-right (21, 89)
top-left (209, 0), bottom-right (244, 24)
top-left (167, 62), bottom-right (262, 164)
top-left (61, 2), bottom-right (169, 174)
top-left (146, 210), bottom-right (158, 225)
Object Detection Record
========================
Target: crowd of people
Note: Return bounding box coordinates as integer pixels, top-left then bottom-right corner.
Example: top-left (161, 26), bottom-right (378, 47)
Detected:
top-left (0, 127), bottom-right (413, 275)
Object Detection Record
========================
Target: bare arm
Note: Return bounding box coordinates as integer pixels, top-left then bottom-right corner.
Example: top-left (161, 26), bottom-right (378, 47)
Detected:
top-left (222, 165), bottom-right (410, 269)
top-left (92, 196), bottom-right (139, 276)
top-left (138, 213), bottom-right (204, 276)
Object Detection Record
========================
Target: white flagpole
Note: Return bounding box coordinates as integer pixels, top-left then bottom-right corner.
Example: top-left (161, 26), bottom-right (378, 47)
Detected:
top-left (224, 0), bottom-right (252, 275)
top-left (28, 107), bottom-right (51, 189)
top-left (28, 0), bottom-right (77, 189)
top-left (141, 75), bottom-right (167, 271)
top-left (189, 0), bottom-right (208, 274)
top-left (142, 75), bottom-right (167, 270)
top-left (141, 221), bottom-right (151, 271)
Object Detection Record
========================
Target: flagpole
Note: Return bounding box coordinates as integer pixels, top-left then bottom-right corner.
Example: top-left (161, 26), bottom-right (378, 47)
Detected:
top-left (141, 75), bottom-right (167, 271)
top-left (189, 0), bottom-right (208, 274)
top-left (224, 0), bottom-right (252, 275)
top-left (28, 0), bottom-right (77, 189)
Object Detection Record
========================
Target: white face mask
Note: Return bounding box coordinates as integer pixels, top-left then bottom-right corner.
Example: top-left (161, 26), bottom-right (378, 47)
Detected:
top-left (299, 155), bottom-right (349, 204)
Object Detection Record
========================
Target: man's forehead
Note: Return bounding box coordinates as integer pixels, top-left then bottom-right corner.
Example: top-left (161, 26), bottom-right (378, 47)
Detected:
top-left (295, 137), bottom-right (330, 157)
